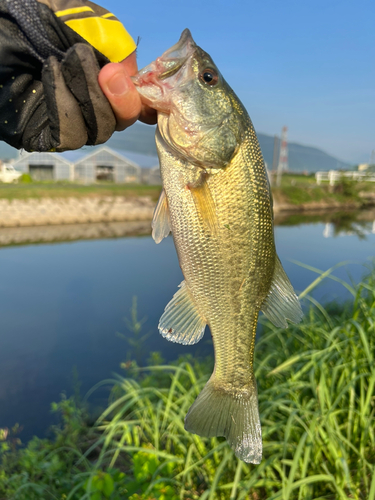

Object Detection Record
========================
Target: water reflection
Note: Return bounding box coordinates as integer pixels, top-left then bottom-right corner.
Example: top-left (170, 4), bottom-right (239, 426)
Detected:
top-left (1, 208), bottom-right (375, 248)
top-left (0, 221), bottom-right (152, 248)
top-left (323, 221), bottom-right (375, 238)
top-left (275, 209), bottom-right (375, 240)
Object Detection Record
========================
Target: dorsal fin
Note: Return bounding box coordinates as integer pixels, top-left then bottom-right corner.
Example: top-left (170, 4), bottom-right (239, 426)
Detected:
top-left (261, 256), bottom-right (303, 328)
top-left (159, 281), bottom-right (206, 345)
top-left (152, 188), bottom-right (172, 244)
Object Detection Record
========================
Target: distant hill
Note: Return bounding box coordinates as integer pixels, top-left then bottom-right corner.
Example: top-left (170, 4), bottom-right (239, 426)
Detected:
top-left (257, 133), bottom-right (350, 173)
top-left (0, 122), bottom-right (351, 173)
top-left (0, 141), bottom-right (19, 161)
top-left (109, 124), bottom-right (352, 173)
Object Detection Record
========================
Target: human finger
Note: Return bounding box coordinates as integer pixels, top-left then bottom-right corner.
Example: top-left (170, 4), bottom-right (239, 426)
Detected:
top-left (98, 53), bottom-right (142, 131)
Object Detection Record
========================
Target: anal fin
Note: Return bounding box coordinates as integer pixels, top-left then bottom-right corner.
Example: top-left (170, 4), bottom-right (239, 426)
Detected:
top-left (152, 188), bottom-right (171, 244)
top-left (261, 256), bottom-right (303, 328)
top-left (159, 281), bottom-right (206, 345)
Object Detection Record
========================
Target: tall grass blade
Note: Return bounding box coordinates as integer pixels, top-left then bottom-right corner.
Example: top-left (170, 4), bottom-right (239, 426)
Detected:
top-left (293, 260), bottom-right (355, 298)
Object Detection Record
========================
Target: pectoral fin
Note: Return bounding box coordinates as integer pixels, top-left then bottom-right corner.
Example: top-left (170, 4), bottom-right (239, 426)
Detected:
top-left (261, 256), bottom-right (303, 328)
top-left (190, 177), bottom-right (217, 235)
top-left (159, 281), bottom-right (206, 345)
top-left (152, 188), bottom-right (171, 244)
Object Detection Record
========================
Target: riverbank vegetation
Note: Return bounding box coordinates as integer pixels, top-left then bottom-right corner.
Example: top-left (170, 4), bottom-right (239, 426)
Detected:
top-left (0, 268), bottom-right (375, 499)
top-left (0, 174), bottom-right (374, 212)
top-left (271, 173), bottom-right (375, 208)
top-left (0, 180), bottom-right (162, 202)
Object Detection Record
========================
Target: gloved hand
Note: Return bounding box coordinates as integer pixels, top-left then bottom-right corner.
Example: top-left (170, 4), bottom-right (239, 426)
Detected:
top-left (0, 0), bottom-right (140, 152)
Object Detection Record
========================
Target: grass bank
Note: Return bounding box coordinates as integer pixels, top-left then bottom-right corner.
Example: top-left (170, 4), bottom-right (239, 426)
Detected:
top-left (0, 268), bottom-right (375, 499)
top-left (0, 181), bottom-right (162, 202)
top-left (1, 175), bottom-right (374, 213)
top-left (271, 173), bottom-right (375, 209)
top-left (272, 174), bottom-right (375, 210)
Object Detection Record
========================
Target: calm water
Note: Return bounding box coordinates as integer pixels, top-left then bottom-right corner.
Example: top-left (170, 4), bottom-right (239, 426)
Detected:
top-left (0, 211), bottom-right (374, 440)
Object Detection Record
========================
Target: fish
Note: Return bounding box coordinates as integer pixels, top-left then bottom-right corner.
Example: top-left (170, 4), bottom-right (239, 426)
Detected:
top-left (132, 29), bottom-right (303, 464)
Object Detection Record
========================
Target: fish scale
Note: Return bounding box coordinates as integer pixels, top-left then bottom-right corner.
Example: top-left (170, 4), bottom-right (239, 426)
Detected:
top-left (133, 28), bottom-right (303, 463)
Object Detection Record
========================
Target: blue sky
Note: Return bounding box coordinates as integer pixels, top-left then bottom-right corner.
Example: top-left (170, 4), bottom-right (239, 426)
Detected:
top-left (106, 0), bottom-right (374, 165)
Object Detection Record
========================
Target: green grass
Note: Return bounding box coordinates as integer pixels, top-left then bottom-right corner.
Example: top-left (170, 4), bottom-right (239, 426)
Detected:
top-left (0, 181), bottom-right (162, 201)
top-left (0, 266), bottom-right (375, 499)
top-left (88, 266), bottom-right (375, 499)
top-left (271, 174), bottom-right (372, 207)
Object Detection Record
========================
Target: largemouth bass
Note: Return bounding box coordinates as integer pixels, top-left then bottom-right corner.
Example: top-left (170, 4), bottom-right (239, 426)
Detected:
top-left (132, 29), bottom-right (303, 464)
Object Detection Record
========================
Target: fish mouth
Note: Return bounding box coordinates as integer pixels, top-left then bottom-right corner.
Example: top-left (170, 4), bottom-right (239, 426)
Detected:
top-left (134, 29), bottom-right (196, 83)
top-left (157, 28), bottom-right (196, 78)
top-left (132, 29), bottom-right (197, 109)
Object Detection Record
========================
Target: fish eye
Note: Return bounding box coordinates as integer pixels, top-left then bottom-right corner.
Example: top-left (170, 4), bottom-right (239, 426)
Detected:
top-left (200, 69), bottom-right (219, 86)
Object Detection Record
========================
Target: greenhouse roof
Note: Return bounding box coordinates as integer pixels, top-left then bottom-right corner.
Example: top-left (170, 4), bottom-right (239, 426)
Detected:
top-left (60, 146), bottom-right (158, 169)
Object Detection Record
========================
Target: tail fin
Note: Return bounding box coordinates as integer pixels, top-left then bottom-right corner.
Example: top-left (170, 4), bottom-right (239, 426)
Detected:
top-left (184, 377), bottom-right (262, 463)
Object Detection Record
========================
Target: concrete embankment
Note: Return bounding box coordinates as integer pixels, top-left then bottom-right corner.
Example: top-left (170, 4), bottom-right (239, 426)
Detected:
top-left (0, 196), bottom-right (374, 247)
top-left (0, 196), bottom-right (155, 228)
top-left (1, 194), bottom-right (374, 230)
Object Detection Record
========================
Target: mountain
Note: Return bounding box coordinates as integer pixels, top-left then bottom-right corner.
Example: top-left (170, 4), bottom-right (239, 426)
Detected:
top-left (107, 123), bottom-right (158, 157)
top-left (0, 122), bottom-right (351, 173)
top-left (257, 133), bottom-right (350, 173)
top-left (109, 123), bottom-right (352, 173)
top-left (0, 141), bottom-right (19, 161)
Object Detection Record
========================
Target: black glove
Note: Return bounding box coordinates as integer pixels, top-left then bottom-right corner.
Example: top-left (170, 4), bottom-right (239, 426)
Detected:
top-left (0, 0), bottom-right (136, 152)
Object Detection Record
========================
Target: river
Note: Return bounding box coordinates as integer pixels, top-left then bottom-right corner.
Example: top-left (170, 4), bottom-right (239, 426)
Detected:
top-left (0, 209), bottom-right (374, 440)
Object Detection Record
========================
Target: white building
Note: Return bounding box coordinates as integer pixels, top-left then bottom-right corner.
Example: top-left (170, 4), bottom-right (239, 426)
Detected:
top-left (11, 146), bottom-right (160, 184)
top-left (146, 165), bottom-right (162, 185)
top-left (13, 151), bottom-right (73, 181)
top-left (72, 146), bottom-right (141, 183)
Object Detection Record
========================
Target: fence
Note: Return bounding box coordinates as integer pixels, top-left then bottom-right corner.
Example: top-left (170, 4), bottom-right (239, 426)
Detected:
top-left (315, 170), bottom-right (375, 186)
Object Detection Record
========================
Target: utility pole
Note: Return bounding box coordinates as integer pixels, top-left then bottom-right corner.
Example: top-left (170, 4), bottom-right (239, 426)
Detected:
top-left (270, 135), bottom-right (279, 186)
top-left (276, 126), bottom-right (288, 187)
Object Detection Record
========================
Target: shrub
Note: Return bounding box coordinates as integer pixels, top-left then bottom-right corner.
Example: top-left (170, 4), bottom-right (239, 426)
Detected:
top-left (18, 173), bottom-right (33, 183)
